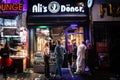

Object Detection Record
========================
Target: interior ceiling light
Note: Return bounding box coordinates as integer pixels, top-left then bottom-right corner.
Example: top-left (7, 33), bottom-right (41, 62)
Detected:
top-left (70, 23), bottom-right (78, 29)
top-left (36, 26), bottom-right (48, 28)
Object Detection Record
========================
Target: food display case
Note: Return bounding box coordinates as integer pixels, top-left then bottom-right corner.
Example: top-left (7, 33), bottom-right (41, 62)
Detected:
top-left (10, 55), bottom-right (27, 73)
top-left (33, 51), bottom-right (56, 73)
top-left (9, 43), bottom-right (27, 73)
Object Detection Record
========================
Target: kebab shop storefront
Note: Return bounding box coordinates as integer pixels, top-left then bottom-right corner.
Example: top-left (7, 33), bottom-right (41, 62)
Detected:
top-left (0, 0), bottom-right (28, 73)
top-left (27, 0), bottom-right (89, 70)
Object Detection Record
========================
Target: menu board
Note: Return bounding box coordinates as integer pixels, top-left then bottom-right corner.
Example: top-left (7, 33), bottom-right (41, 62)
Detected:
top-left (1, 27), bottom-right (20, 37)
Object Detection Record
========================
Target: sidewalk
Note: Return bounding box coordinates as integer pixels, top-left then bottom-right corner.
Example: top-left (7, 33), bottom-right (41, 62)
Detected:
top-left (0, 68), bottom-right (81, 80)
top-left (0, 67), bottom-right (119, 80)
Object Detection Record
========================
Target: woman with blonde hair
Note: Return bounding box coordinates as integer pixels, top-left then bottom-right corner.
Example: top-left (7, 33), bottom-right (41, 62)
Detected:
top-left (43, 42), bottom-right (50, 79)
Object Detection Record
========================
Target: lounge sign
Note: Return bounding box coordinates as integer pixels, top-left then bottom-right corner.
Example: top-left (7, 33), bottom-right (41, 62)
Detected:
top-left (32, 1), bottom-right (85, 13)
top-left (0, 4), bottom-right (23, 11)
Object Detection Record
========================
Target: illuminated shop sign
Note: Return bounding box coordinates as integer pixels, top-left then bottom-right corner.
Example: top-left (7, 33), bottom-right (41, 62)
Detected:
top-left (0, 0), bottom-right (27, 13)
top-left (107, 3), bottom-right (120, 17)
top-left (0, 4), bottom-right (23, 11)
top-left (32, 1), bottom-right (85, 13)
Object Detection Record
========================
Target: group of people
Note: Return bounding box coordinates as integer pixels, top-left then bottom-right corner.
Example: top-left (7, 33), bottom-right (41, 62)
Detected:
top-left (43, 39), bottom-right (96, 79)
top-left (0, 38), bottom-right (95, 80)
top-left (0, 39), bottom-right (95, 79)
top-left (43, 40), bottom-right (66, 79)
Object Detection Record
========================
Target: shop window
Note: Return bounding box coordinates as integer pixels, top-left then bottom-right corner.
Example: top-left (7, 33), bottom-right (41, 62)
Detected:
top-left (1, 27), bottom-right (20, 37)
top-left (68, 27), bottom-right (84, 46)
top-left (0, 18), bottom-right (3, 26)
top-left (4, 19), bottom-right (12, 26)
top-left (36, 28), bottom-right (49, 53)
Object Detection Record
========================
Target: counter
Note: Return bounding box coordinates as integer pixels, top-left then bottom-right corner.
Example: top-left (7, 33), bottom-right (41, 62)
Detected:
top-left (10, 55), bottom-right (26, 59)
top-left (9, 55), bottom-right (27, 73)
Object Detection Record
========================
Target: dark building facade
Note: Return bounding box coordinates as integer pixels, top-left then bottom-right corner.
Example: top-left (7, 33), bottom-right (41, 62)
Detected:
top-left (91, 0), bottom-right (120, 75)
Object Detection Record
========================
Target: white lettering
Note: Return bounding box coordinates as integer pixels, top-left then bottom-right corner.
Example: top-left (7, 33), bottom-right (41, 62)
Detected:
top-left (70, 7), bottom-right (75, 12)
top-left (32, 2), bottom-right (85, 13)
top-left (75, 7), bottom-right (79, 12)
top-left (80, 7), bottom-right (84, 12)
top-left (43, 6), bottom-right (47, 12)
top-left (38, 4), bottom-right (42, 12)
top-left (32, 3), bottom-right (47, 13)
top-left (61, 5), bottom-right (66, 12)
top-left (32, 5), bottom-right (38, 12)
top-left (60, 5), bottom-right (84, 13)
top-left (66, 7), bottom-right (71, 12)
top-left (79, 7), bottom-right (83, 12)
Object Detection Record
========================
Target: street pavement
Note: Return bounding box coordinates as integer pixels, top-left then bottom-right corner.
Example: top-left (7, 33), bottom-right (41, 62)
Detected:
top-left (0, 68), bottom-right (119, 80)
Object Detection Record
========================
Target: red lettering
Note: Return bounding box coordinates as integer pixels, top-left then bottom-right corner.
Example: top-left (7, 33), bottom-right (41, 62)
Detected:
top-left (0, 4), bottom-right (23, 11)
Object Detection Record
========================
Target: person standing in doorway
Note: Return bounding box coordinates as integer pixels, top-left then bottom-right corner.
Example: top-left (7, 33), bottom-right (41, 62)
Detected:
top-left (85, 40), bottom-right (95, 75)
top-left (72, 42), bottom-right (77, 63)
top-left (71, 41), bottom-right (77, 71)
top-left (74, 41), bottom-right (86, 74)
top-left (54, 40), bottom-right (65, 79)
top-left (68, 41), bottom-right (73, 68)
top-left (51, 41), bottom-right (56, 53)
top-left (43, 42), bottom-right (50, 79)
